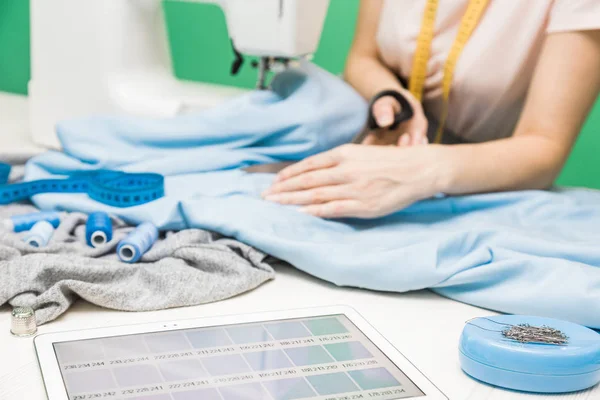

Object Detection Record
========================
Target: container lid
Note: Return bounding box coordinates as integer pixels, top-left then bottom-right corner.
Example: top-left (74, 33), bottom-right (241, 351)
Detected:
top-left (460, 315), bottom-right (600, 376)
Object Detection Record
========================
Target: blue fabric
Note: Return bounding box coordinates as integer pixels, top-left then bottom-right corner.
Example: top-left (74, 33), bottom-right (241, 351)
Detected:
top-left (24, 63), bottom-right (600, 328)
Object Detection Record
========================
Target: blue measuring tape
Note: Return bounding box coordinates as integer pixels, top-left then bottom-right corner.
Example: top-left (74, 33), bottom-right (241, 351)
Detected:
top-left (0, 169), bottom-right (164, 208)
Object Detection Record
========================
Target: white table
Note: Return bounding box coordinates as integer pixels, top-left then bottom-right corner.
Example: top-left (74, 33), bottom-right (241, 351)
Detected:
top-left (0, 93), bottom-right (597, 400)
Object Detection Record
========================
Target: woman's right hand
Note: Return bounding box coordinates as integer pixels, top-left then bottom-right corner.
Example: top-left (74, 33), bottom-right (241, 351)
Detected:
top-left (362, 89), bottom-right (429, 147)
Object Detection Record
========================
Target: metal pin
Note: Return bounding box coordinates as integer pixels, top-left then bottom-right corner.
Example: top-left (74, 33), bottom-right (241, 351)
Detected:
top-left (502, 324), bottom-right (569, 345)
top-left (465, 318), bottom-right (569, 346)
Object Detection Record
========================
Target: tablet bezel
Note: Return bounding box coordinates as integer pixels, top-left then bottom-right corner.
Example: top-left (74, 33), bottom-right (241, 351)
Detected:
top-left (35, 305), bottom-right (448, 400)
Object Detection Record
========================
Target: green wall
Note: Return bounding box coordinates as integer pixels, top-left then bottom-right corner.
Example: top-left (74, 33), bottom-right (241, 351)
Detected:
top-left (556, 100), bottom-right (600, 189)
top-left (0, 0), bottom-right (597, 188)
top-left (0, 0), bottom-right (29, 95)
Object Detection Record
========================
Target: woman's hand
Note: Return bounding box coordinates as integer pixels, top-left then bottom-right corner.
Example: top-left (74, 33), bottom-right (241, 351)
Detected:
top-left (363, 89), bottom-right (429, 147)
top-left (262, 144), bottom-right (447, 219)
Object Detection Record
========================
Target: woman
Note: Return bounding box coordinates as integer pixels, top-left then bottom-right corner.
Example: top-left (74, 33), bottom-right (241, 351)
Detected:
top-left (263, 0), bottom-right (600, 218)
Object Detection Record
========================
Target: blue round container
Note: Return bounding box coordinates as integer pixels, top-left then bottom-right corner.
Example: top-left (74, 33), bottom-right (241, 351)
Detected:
top-left (459, 315), bottom-right (600, 393)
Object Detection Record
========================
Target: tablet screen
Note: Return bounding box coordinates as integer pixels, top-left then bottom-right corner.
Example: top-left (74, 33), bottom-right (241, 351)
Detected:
top-left (53, 314), bottom-right (425, 400)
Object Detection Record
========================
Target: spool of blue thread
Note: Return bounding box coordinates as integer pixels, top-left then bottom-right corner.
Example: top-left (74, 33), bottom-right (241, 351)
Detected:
top-left (3, 211), bottom-right (61, 233)
top-left (0, 162), bottom-right (10, 184)
top-left (85, 212), bottom-right (113, 247)
top-left (117, 222), bottom-right (158, 263)
top-left (23, 220), bottom-right (55, 248)
top-left (460, 315), bottom-right (600, 393)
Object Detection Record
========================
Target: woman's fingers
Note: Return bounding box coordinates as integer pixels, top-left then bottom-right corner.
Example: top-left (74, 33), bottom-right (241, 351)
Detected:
top-left (300, 200), bottom-right (367, 219)
top-left (398, 110), bottom-right (428, 146)
top-left (398, 133), bottom-right (411, 147)
top-left (397, 131), bottom-right (428, 147)
top-left (265, 167), bottom-right (348, 195)
top-left (264, 184), bottom-right (354, 206)
top-left (371, 96), bottom-right (400, 128)
top-left (412, 112), bottom-right (429, 145)
top-left (369, 93), bottom-right (432, 148)
top-left (411, 131), bottom-right (426, 146)
top-left (396, 119), bottom-right (429, 146)
top-left (274, 150), bottom-right (340, 183)
top-left (373, 105), bottom-right (395, 128)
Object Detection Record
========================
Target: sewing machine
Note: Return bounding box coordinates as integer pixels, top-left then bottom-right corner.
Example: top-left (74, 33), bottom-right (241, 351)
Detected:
top-left (28, 0), bottom-right (331, 148)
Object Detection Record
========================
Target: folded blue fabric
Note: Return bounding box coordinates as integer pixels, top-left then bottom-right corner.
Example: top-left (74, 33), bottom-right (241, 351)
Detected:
top-left (25, 63), bottom-right (600, 328)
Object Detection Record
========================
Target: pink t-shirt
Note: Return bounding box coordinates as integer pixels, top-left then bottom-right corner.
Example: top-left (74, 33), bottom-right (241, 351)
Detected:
top-left (377, 0), bottom-right (600, 142)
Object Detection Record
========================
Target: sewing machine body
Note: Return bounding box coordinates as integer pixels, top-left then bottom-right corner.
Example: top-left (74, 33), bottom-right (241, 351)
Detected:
top-left (28, 0), bottom-right (330, 148)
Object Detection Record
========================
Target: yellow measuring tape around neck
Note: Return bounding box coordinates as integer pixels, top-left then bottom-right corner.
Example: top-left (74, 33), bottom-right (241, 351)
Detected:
top-left (409, 0), bottom-right (489, 144)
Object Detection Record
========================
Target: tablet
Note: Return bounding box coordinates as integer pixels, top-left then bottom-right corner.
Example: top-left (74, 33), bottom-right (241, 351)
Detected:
top-left (35, 306), bottom-right (447, 400)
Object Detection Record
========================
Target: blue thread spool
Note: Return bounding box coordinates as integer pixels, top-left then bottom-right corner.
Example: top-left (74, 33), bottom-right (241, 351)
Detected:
top-left (117, 222), bottom-right (158, 263)
top-left (3, 211), bottom-right (61, 233)
top-left (23, 220), bottom-right (55, 248)
top-left (86, 212), bottom-right (113, 247)
top-left (0, 162), bottom-right (10, 184)
top-left (460, 315), bottom-right (600, 393)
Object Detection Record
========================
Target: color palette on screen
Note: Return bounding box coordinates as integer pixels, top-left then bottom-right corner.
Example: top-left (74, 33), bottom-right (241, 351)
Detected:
top-left (54, 315), bottom-right (424, 399)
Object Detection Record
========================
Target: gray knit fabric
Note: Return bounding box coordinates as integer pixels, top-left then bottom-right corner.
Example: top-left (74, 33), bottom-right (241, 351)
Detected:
top-left (0, 205), bottom-right (275, 325)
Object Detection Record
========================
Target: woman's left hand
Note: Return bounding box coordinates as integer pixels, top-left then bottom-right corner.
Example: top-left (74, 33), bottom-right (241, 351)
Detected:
top-left (262, 144), bottom-right (447, 219)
